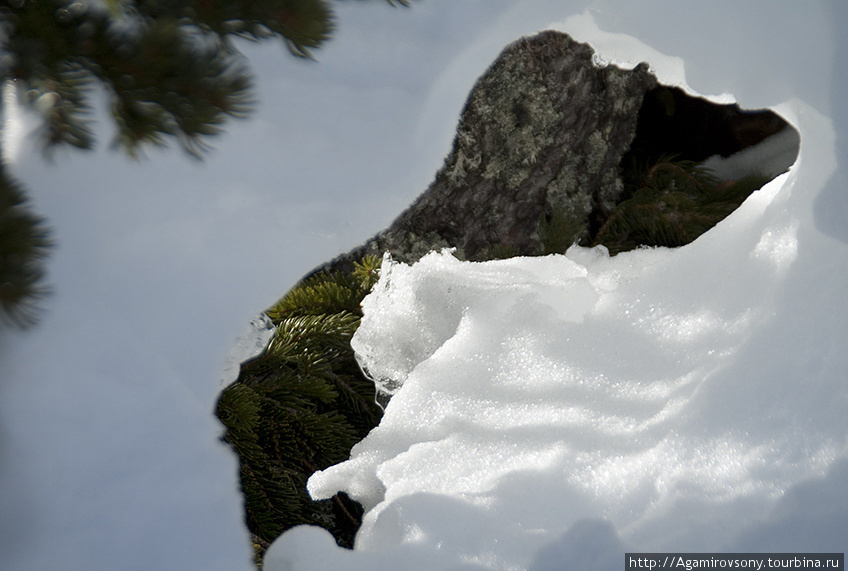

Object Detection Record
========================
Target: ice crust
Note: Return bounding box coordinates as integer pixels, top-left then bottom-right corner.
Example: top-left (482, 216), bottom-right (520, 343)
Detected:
top-left (267, 9), bottom-right (848, 571)
top-left (220, 313), bottom-right (276, 386)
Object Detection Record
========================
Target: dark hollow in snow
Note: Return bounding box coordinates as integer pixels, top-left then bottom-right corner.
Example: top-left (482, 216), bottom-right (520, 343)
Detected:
top-left (626, 85), bottom-right (790, 166)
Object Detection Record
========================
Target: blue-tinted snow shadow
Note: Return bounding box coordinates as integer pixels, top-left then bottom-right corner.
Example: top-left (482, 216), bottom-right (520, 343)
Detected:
top-left (528, 519), bottom-right (628, 571)
top-left (813, 1), bottom-right (848, 245)
top-left (723, 457), bottom-right (848, 552)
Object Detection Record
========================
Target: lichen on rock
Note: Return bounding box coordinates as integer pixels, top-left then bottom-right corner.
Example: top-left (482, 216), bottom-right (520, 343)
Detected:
top-left (391, 31), bottom-right (656, 261)
top-left (316, 30), bottom-right (658, 273)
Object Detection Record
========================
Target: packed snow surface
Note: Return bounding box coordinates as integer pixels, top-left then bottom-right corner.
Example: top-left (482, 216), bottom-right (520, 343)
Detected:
top-left (266, 8), bottom-right (848, 571)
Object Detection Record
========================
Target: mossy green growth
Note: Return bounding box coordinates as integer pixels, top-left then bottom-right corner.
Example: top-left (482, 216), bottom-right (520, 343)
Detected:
top-left (216, 255), bottom-right (384, 565)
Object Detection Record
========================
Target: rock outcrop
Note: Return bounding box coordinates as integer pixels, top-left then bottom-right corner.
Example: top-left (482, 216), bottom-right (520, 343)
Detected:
top-left (317, 30), bottom-right (657, 271)
top-left (310, 30), bottom-right (797, 277)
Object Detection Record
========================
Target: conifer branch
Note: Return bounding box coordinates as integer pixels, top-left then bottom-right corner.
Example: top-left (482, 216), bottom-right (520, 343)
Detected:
top-left (0, 163), bottom-right (52, 328)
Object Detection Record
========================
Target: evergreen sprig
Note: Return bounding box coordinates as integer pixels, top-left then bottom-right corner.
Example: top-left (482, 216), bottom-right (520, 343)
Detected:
top-left (0, 164), bottom-right (52, 328)
top-left (592, 157), bottom-right (770, 254)
top-left (217, 255), bottom-right (383, 564)
top-left (537, 206), bottom-right (588, 255)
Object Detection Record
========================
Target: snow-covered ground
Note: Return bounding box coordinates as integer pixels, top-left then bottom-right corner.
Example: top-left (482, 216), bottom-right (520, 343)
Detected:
top-left (1, 2), bottom-right (845, 571)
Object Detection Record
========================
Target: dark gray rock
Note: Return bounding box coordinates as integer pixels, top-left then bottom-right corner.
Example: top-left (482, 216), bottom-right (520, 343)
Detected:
top-left (314, 30), bottom-right (657, 274)
top-left (307, 30), bottom-right (798, 277)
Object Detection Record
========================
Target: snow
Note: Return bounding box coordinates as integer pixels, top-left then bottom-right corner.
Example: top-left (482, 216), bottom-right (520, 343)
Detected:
top-left (1, 1), bottom-right (844, 570)
top-left (700, 127), bottom-right (801, 182)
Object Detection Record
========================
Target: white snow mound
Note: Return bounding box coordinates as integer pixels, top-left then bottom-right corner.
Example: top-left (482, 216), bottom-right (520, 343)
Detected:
top-left (268, 97), bottom-right (847, 571)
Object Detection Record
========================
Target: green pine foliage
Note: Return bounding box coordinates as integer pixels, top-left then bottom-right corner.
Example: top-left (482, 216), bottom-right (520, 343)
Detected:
top-left (533, 156), bottom-right (770, 256)
top-left (216, 255), bottom-right (383, 564)
top-left (592, 157), bottom-right (771, 254)
top-left (537, 206), bottom-right (588, 255)
top-left (0, 163), bottom-right (51, 328)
